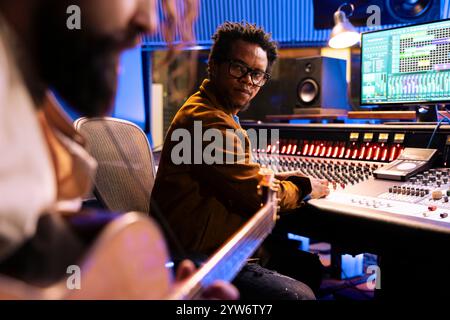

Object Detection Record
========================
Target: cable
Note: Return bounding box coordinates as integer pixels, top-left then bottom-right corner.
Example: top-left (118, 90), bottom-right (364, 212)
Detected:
top-left (426, 106), bottom-right (450, 148)
top-left (339, 266), bottom-right (375, 299)
top-left (319, 264), bottom-right (375, 300)
top-left (426, 117), bottom-right (445, 149)
top-left (438, 111), bottom-right (450, 122)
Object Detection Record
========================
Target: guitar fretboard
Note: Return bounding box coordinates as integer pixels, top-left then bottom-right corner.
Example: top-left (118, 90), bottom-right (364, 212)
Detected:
top-left (169, 189), bottom-right (277, 300)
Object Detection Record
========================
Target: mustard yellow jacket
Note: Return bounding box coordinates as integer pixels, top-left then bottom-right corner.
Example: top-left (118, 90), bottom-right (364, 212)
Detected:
top-left (151, 79), bottom-right (311, 255)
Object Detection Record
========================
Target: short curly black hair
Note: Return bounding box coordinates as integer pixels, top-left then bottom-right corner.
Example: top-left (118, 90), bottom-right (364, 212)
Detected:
top-left (207, 21), bottom-right (278, 77)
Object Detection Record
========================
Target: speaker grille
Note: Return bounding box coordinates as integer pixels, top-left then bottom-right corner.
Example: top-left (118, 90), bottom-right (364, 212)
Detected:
top-left (297, 79), bottom-right (319, 105)
top-left (387, 0), bottom-right (434, 19)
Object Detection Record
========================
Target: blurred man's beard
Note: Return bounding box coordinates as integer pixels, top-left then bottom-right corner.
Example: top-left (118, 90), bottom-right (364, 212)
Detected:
top-left (34, 2), bottom-right (135, 117)
top-left (43, 43), bottom-right (119, 117)
top-left (37, 23), bottom-right (117, 116)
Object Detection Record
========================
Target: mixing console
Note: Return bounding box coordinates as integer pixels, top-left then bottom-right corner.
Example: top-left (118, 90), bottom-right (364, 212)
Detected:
top-left (245, 123), bottom-right (450, 228)
top-left (254, 153), bottom-right (381, 191)
top-left (243, 123), bottom-right (450, 298)
top-left (254, 152), bottom-right (450, 225)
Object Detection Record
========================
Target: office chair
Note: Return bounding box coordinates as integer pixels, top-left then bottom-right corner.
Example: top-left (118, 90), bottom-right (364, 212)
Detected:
top-left (74, 117), bottom-right (156, 214)
top-left (0, 119), bottom-right (165, 298)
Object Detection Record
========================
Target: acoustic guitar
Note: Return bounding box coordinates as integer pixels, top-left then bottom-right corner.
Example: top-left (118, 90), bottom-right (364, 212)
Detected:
top-left (0, 169), bottom-right (278, 299)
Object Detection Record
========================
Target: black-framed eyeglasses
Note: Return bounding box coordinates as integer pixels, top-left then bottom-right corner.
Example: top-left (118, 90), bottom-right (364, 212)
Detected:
top-left (227, 60), bottom-right (271, 87)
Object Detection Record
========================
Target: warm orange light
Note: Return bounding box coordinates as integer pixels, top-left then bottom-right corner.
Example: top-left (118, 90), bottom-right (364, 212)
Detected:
top-left (381, 148), bottom-right (388, 161)
top-left (366, 147), bottom-right (373, 160)
top-left (292, 145), bottom-right (297, 155)
top-left (320, 146), bottom-right (327, 157)
top-left (345, 148), bottom-right (351, 158)
top-left (326, 146), bottom-right (333, 158)
top-left (333, 146), bottom-right (339, 158)
top-left (374, 147), bottom-right (380, 160)
top-left (339, 146), bottom-right (346, 158)
top-left (389, 146), bottom-right (397, 161)
top-left (303, 144), bottom-right (309, 155)
top-left (359, 146), bottom-right (366, 159)
top-left (314, 145), bottom-right (321, 157)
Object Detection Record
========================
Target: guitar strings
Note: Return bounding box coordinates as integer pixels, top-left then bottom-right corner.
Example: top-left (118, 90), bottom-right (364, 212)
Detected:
top-left (204, 202), bottom-right (274, 284)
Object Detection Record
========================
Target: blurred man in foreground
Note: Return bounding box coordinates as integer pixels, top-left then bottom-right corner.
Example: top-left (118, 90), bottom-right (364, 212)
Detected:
top-left (0, 0), bottom-right (237, 299)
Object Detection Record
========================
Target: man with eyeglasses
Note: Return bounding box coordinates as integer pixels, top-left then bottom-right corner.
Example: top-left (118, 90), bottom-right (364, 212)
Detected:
top-left (152, 21), bottom-right (329, 300)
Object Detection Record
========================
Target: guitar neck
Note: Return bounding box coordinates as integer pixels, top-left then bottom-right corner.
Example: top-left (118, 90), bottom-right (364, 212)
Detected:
top-left (168, 188), bottom-right (277, 300)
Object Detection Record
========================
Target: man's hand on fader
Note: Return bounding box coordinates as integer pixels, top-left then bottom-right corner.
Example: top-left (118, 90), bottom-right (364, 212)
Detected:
top-left (309, 178), bottom-right (330, 199)
top-left (274, 170), bottom-right (330, 199)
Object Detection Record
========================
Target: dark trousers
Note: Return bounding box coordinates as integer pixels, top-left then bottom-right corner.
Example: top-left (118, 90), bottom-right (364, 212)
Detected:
top-left (176, 234), bottom-right (322, 300)
top-left (230, 233), bottom-right (322, 300)
top-left (233, 262), bottom-right (316, 300)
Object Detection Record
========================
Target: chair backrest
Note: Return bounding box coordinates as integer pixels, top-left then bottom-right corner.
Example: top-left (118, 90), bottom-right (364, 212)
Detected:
top-left (74, 117), bottom-right (156, 214)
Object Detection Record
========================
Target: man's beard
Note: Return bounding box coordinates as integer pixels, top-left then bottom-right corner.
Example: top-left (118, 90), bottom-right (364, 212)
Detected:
top-left (33, 2), bottom-right (140, 117)
top-left (219, 89), bottom-right (252, 114)
top-left (227, 96), bottom-right (252, 114)
top-left (232, 101), bottom-right (251, 113)
top-left (40, 37), bottom-right (119, 117)
top-left (220, 97), bottom-right (248, 114)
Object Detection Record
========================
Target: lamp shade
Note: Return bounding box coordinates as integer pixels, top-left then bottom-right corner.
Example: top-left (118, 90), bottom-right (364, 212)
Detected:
top-left (328, 10), bottom-right (360, 49)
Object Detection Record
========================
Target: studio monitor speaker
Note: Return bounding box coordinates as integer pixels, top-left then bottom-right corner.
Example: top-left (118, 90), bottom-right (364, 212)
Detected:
top-left (295, 56), bottom-right (348, 110)
top-left (313, 0), bottom-right (441, 29)
top-left (243, 56), bottom-right (349, 120)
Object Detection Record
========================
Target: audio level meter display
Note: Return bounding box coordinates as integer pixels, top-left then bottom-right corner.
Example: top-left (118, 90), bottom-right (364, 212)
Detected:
top-left (361, 19), bottom-right (450, 105)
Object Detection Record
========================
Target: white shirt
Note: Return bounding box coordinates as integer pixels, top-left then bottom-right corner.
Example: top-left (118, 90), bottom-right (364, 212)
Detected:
top-left (0, 15), bottom-right (56, 260)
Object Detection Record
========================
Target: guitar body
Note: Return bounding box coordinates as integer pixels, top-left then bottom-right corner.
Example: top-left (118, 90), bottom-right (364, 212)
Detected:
top-left (0, 169), bottom-right (277, 300)
top-left (0, 212), bottom-right (173, 300)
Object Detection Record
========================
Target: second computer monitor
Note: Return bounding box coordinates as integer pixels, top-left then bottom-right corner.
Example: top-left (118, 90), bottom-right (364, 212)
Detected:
top-left (361, 19), bottom-right (450, 106)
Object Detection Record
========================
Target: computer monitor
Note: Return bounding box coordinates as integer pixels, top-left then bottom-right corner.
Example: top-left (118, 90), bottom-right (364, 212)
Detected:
top-left (361, 19), bottom-right (450, 106)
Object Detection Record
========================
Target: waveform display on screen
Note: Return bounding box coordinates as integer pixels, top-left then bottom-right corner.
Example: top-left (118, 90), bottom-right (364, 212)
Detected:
top-left (361, 20), bottom-right (450, 105)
